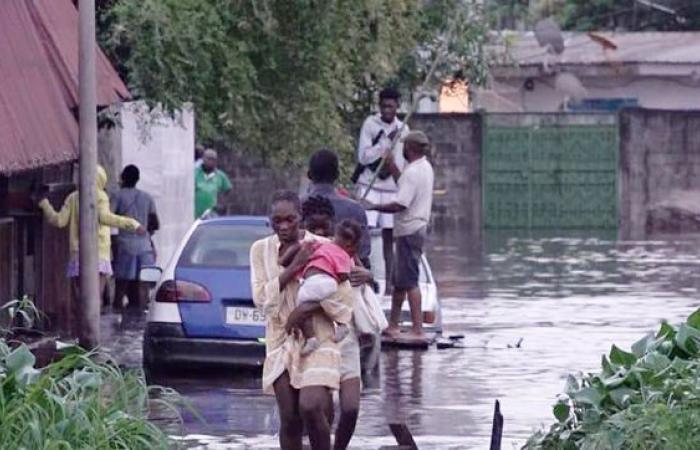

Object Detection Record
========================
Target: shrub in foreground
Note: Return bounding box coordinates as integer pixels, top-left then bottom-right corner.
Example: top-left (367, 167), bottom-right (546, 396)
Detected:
top-left (526, 309), bottom-right (700, 450)
top-left (0, 341), bottom-right (177, 449)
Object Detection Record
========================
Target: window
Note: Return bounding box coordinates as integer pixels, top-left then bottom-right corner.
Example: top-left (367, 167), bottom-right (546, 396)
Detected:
top-left (567, 98), bottom-right (638, 112)
top-left (178, 223), bottom-right (270, 269)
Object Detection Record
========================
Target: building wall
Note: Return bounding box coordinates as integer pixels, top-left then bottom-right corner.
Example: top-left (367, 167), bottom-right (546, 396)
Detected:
top-left (484, 76), bottom-right (700, 112)
top-left (99, 102), bottom-right (195, 267)
top-left (213, 114), bottom-right (484, 232)
top-left (410, 113), bottom-right (483, 234)
top-left (619, 109), bottom-right (700, 239)
top-left (217, 150), bottom-right (301, 216)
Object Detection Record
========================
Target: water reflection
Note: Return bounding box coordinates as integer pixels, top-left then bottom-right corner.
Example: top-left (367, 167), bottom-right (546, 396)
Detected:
top-left (103, 229), bottom-right (700, 449)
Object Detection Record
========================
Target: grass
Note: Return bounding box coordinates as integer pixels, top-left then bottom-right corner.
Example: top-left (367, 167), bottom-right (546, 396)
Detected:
top-left (0, 298), bottom-right (185, 449)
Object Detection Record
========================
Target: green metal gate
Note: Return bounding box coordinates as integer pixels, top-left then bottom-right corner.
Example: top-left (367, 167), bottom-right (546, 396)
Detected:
top-left (483, 123), bottom-right (618, 229)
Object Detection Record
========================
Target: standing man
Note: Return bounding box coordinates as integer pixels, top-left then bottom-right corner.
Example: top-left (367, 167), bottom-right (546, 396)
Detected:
top-left (362, 131), bottom-right (434, 342)
top-left (112, 165), bottom-right (159, 312)
top-left (354, 87), bottom-right (409, 295)
top-left (306, 149), bottom-right (371, 269)
top-left (194, 148), bottom-right (232, 219)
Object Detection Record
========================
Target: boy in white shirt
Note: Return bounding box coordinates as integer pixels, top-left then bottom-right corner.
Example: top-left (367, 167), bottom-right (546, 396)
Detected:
top-left (353, 87), bottom-right (409, 295)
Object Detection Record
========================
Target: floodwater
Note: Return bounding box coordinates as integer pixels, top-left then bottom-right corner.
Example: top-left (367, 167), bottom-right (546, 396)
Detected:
top-left (103, 229), bottom-right (700, 449)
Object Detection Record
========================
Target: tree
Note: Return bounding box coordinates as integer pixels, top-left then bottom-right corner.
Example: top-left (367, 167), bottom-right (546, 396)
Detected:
top-left (557, 0), bottom-right (700, 31)
top-left (99, 0), bottom-right (488, 169)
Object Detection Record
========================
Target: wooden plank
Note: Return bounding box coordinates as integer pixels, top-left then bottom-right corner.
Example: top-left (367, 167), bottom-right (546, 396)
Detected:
top-left (0, 219), bottom-right (15, 305)
top-left (37, 165), bottom-right (73, 334)
top-left (381, 336), bottom-right (431, 350)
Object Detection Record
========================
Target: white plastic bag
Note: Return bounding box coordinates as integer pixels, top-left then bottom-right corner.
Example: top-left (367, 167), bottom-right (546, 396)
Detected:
top-left (353, 284), bottom-right (388, 335)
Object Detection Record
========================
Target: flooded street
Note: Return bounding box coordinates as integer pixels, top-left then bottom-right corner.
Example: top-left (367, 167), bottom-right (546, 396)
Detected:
top-left (104, 229), bottom-right (700, 449)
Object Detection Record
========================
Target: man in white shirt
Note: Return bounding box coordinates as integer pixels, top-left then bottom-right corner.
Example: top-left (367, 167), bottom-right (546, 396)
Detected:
top-left (353, 87), bottom-right (409, 295)
top-left (362, 130), bottom-right (434, 341)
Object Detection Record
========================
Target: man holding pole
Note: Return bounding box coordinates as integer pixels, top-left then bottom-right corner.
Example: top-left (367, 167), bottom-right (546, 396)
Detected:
top-left (353, 87), bottom-right (409, 295)
top-left (362, 130), bottom-right (434, 342)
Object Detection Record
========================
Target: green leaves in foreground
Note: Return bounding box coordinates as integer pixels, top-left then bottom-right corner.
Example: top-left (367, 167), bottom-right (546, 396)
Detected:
top-left (526, 308), bottom-right (700, 450)
top-left (0, 342), bottom-right (180, 449)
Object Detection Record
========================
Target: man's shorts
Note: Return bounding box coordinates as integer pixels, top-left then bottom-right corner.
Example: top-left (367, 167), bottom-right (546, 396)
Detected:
top-left (356, 186), bottom-right (395, 229)
top-left (393, 230), bottom-right (425, 290)
top-left (114, 248), bottom-right (156, 281)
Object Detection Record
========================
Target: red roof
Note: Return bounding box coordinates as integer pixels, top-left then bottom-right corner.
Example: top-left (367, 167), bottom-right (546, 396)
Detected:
top-left (0, 0), bottom-right (130, 174)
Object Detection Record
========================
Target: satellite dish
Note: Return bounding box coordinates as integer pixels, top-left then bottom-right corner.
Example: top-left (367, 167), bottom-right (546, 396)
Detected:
top-left (554, 72), bottom-right (587, 101)
top-left (534, 18), bottom-right (565, 54)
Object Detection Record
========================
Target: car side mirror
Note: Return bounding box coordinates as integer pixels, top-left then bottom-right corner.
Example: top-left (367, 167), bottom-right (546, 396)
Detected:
top-left (139, 266), bottom-right (163, 284)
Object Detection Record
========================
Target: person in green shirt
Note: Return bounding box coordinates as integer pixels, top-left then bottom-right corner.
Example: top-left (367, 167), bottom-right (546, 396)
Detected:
top-left (194, 149), bottom-right (232, 218)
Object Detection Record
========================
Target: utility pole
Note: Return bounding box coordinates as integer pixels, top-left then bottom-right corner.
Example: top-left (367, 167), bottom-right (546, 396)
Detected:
top-left (78, 0), bottom-right (99, 349)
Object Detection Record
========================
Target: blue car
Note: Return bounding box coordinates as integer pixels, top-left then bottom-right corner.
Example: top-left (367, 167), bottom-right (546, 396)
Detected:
top-left (140, 216), bottom-right (272, 373)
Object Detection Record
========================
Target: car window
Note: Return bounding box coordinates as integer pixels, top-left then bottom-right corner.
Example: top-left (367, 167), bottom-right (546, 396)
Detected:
top-left (369, 235), bottom-right (428, 283)
top-left (178, 223), bottom-right (271, 269)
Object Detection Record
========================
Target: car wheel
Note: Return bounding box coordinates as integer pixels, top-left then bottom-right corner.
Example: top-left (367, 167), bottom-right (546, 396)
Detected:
top-left (142, 337), bottom-right (164, 384)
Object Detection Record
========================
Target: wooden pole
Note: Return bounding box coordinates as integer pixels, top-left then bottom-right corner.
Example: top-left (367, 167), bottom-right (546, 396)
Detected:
top-left (489, 400), bottom-right (504, 450)
top-left (78, 0), bottom-right (99, 349)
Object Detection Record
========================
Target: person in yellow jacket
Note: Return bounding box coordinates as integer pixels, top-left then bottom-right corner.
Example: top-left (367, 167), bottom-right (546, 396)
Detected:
top-left (38, 165), bottom-right (145, 319)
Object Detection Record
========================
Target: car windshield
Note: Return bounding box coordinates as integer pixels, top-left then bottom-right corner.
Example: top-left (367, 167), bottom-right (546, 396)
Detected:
top-left (178, 223), bottom-right (271, 269)
top-left (369, 235), bottom-right (428, 283)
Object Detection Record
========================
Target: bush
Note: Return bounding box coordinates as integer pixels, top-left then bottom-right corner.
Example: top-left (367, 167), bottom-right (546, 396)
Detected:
top-left (526, 308), bottom-right (700, 450)
top-left (0, 342), bottom-right (178, 449)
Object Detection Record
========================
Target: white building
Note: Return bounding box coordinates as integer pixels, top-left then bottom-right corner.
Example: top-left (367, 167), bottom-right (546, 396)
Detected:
top-left (478, 32), bottom-right (700, 112)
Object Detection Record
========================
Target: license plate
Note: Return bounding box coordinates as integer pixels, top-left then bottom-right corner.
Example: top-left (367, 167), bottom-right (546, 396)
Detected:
top-left (226, 307), bottom-right (265, 326)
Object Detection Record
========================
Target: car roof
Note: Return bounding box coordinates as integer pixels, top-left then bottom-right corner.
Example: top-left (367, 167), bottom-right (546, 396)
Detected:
top-left (199, 215), bottom-right (270, 227)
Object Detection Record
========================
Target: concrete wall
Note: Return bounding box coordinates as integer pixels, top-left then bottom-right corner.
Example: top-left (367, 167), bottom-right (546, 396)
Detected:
top-left (410, 113), bottom-right (483, 234)
top-left (483, 76), bottom-right (700, 112)
top-left (620, 109), bottom-right (700, 239)
top-left (99, 102), bottom-right (195, 267)
top-left (216, 151), bottom-right (301, 216)
top-left (212, 114), bottom-right (484, 232)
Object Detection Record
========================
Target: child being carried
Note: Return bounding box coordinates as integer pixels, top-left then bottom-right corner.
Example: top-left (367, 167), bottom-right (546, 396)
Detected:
top-left (280, 218), bottom-right (363, 356)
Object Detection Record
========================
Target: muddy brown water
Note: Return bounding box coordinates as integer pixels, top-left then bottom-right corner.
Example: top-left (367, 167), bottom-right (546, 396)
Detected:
top-left (102, 229), bottom-right (700, 449)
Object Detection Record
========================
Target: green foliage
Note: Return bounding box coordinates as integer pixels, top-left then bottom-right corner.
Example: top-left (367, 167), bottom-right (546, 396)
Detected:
top-left (553, 0), bottom-right (700, 31)
top-left (100, 0), bottom-right (488, 168)
top-left (0, 342), bottom-right (180, 449)
top-left (0, 296), bottom-right (44, 337)
top-left (484, 0), bottom-right (700, 31)
top-left (525, 308), bottom-right (700, 450)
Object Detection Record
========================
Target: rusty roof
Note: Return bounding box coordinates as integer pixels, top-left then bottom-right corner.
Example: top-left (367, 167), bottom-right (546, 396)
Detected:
top-left (0, 0), bottom-right (130, 175)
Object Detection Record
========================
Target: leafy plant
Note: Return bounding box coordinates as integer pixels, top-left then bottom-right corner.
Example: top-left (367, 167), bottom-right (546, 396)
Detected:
top-left (0, 343), bottom-right (183, 449)
top-left (0, 296), bottom-right (45, 337)
top-left (526, 308), bottom-right (700, 449)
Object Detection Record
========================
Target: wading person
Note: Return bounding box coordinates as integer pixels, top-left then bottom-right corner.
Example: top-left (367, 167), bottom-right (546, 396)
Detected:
top-left (250, 190), bottom-right (355, 450)
top-left (38, 166), bottom-right (145, 332)
top-left (111, 165), bottom-right (159, 312)
top-left (194, 148), bottom-right (232, 218)
top-left (353, 87), bottom-right (409, 294)
top-left (300, 195), bottom-right (370, 450)
top-left (362, 131), bottom-right (434, 342)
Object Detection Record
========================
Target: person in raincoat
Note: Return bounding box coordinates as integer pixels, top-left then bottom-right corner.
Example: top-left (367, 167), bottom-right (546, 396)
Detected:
top-left (38, 165), bottom-right (145, 326)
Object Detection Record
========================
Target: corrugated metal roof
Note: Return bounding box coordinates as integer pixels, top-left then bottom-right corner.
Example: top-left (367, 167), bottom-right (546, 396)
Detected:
top-left (0, 0), bottom-right (129, 174)
top-left (492, 32), bottom-right (700, 67)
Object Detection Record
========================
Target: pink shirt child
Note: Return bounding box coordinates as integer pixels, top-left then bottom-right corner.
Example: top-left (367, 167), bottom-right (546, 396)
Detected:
top-left (302, 242), bottom-right (354, 281)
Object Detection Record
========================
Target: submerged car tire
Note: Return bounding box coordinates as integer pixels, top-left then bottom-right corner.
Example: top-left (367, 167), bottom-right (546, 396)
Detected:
top-left (142, 337), bottom-right (165, 383)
